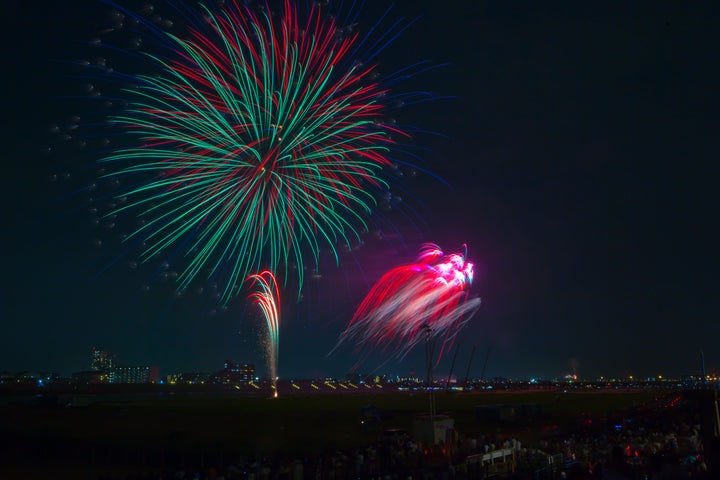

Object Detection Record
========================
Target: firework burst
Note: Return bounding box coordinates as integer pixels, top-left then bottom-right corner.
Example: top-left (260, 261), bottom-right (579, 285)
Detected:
top-left (334, 243), bottom-right (481, 368)
top-left (63, 0), bottom-right (434, 303)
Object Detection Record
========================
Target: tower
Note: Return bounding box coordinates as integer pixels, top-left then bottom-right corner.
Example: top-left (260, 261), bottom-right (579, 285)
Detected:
top-left (90, 347), bottom-right (114, 372)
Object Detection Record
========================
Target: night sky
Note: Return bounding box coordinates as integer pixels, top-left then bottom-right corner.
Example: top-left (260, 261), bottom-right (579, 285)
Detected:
top-left (3, 0), bottom-right (719, 381)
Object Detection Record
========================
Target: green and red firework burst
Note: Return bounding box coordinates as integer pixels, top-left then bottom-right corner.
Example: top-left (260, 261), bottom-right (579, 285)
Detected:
top-left (73, 0), bottom-right (429, 303)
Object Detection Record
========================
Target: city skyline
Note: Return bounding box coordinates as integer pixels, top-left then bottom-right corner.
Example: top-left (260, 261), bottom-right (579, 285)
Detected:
top-left (2, 344), bottom-right (715, 384)
top-left (4, 1), bottom-right (719, 381)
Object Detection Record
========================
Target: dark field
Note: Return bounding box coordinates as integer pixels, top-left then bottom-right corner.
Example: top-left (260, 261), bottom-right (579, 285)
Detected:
top-left (0, 388), bottom-right (667, 479)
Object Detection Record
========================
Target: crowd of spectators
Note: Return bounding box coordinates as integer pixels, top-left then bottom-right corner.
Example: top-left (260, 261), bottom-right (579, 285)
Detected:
top-left (98, 391), bottom-right (714, 480)
top-left (532, 392), bottom-right (711, 478)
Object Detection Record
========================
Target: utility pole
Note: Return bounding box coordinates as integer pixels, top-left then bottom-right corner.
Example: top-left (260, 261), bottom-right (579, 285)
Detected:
top-left (423, 324), bottom-right (436, 420)
top-left (446, 344), bottom-right (461, 390)
top-left (480, 347), bottom-right (492, 382)
top-left (463, 345), bottom-right (476, 388)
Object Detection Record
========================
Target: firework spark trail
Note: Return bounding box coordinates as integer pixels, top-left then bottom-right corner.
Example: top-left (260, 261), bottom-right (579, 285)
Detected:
top-left (85, 0), bottom-right (424, 303)
top-left (247, 270), bottom-right (280, 393)
top-left (334, 243), bottom-right (481, 368)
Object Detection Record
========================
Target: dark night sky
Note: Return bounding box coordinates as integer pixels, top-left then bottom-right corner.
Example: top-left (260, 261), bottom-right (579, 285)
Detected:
top-left (3, 1), bottom-right (719, 380)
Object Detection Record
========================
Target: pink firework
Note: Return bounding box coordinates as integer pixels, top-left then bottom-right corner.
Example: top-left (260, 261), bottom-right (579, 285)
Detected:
top-left (335, 243), bottom-right (481, 367)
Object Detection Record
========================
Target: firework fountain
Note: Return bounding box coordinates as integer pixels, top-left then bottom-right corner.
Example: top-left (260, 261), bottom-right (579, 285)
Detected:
top-left (247, 271), bottom-right (280, 397)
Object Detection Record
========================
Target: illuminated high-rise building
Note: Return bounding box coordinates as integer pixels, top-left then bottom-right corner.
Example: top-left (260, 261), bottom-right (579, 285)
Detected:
top-left (90, 347), bottom-right (114, 372)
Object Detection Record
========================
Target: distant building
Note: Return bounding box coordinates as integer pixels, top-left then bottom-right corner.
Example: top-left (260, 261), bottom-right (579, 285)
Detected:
top-left (345, 372), bottom-right (380, 384)
top-left (114, 366), bottom-right (150, 384)
top-left (14, 371), bottom-right (57, 385)
top-left (215, 360), bottom-right (255, 385)
top-left (90, 347), bottom-right (115, 382)
top-left (72, 370), bottom-right (107, 384)
top-left (167, 372), bottom-right (212, 385)
top-left (149, 365), bottom-right (161, 383)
